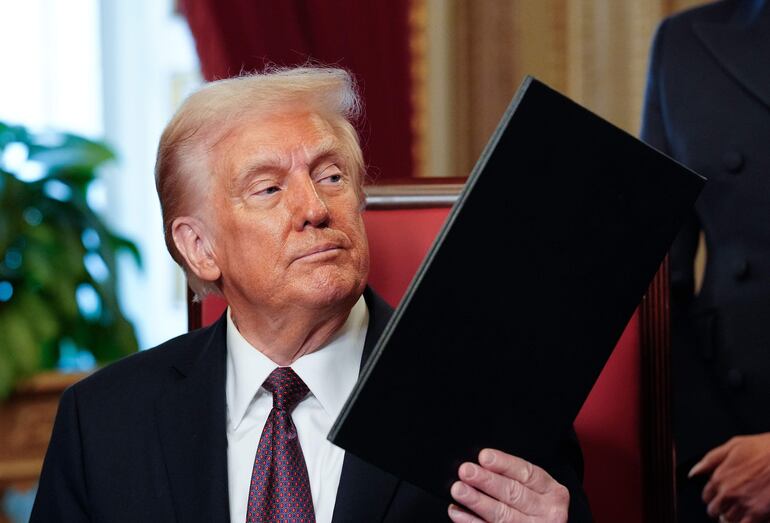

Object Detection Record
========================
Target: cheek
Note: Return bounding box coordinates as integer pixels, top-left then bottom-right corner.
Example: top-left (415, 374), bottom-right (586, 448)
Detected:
top-left (358, 240), bottom-right (371, 283)
top-left (217, 218), bottom-right (283, 276)
top-left (231, 206), bottom-right (288, 247)
top-left (339, 206), bottom-right (365, 243)
top-left (349, 216), bottom-right (370, 271)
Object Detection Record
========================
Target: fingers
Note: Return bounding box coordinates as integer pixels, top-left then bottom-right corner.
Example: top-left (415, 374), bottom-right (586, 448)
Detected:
top-left (450, 481), bottom-right (525, 523)
top-left (702, 459), bottom-right (737, 517)
top-left (690, 440), bottom-right (733, 478)
top-left (448, 503), bottom-right (484, 523)
top-left (702, 478), bottom-right (718, 505)
top-left (450, 458), bottom-right (569, 522)
top-left (705, 477), bottom-right (739, 520)
top-left (722, 503), bottom-right (746, 523)
top-left (707, 493), bottom-right (727, 519)
top-left (458, 462), bottom-right (541, 515)
top-left (477, 449), bottom-right (555, 495)
top-left (449, 450), bottom-right (569, 523)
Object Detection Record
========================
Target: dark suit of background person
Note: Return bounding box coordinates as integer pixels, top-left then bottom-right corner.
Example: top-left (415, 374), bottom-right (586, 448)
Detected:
top-left (641, 0), bottom-right (770, 520)
top-left (30, 288), bottom-right (593, 523)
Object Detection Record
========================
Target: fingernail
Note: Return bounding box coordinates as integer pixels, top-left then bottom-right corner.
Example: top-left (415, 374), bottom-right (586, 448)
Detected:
top-left (460, 463), bottom-right (476, 479)
top-left (480, 449), bottom-right (494, 466)
top-left (688, 462), bottom-right (701, 478)
top-left (448, 504), bottom-right (462, 518)
top-left (452, 481), bottom-right (469, 498)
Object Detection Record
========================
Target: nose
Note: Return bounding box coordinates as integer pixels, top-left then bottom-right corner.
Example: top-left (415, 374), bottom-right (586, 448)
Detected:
top-left (290, 174), bottom-right (330, 230)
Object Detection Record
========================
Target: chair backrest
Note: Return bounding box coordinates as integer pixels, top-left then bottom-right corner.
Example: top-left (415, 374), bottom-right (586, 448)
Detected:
top-left (188, 181), bottom-right (674, 523)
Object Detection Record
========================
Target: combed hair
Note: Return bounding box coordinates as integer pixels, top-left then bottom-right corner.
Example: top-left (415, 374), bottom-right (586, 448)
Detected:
top-left (154, 66), bottom-right (366, 299)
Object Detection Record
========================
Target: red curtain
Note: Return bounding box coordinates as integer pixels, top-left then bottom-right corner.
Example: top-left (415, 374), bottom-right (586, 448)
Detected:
top-left (181, 0), bottom-right (414, 181)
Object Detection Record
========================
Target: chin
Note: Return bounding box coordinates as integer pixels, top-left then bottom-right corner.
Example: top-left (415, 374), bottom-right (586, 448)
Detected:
top-left (299, 271), bottom-right (365, 311)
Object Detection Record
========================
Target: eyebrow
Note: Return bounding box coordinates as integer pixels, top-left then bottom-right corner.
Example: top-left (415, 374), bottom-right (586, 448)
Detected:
top-left (235, 135), bottom-right (341, 185)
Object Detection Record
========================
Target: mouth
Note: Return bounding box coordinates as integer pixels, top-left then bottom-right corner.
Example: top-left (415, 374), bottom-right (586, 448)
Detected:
top-left (293, 243), bottom-right (344, 263)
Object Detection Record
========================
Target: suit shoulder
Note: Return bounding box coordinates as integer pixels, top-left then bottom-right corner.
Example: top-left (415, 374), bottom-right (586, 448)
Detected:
top-left (648, 0), bottom-right (738, 73)
top-left (661, 0), bottom-right (738, 32)
top-left (69, 323), bottom-right (219, 399)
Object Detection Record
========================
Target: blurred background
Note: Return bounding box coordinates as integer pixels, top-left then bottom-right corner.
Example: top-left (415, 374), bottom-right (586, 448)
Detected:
top-left (0, 1), bottom-right (708, 521)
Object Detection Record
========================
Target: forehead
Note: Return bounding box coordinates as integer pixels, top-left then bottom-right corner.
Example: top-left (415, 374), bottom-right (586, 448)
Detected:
top-left (216, 110), bottom-right (339, 166)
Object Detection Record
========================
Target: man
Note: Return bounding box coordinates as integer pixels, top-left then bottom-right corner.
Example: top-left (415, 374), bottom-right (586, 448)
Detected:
top-left (32, 67), bottom-right (591, 522)
top-left (641, 1), bottom-right (770, 522)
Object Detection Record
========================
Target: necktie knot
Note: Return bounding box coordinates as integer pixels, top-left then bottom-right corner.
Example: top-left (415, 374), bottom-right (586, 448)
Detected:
top-left (262, 367), bottom-right (309, 412)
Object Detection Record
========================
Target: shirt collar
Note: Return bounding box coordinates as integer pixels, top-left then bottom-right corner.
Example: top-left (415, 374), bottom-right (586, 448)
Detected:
top-left (226, 295), bottom-right (369, 431)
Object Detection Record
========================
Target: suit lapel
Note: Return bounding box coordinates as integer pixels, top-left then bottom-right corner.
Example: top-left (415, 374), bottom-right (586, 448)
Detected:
top-left (154, 290), bottom-right (399, 522)
top-left (155, 315), bottom-right (231, 522)
top-left (331, 288), bottom-right (400, 523)
top-left (693, 0), bottom-right (770, 109)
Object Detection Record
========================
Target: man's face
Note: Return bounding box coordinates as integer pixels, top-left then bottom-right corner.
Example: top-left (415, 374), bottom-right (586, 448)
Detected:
top-left (207, 110), bottom-right (369, 314)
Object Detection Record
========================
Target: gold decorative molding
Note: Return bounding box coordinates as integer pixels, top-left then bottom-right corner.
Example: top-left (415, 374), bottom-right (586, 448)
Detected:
top-left (408, 0), bottom-right (428, 178)
top-left (421, 0), bottom-right (710, 178)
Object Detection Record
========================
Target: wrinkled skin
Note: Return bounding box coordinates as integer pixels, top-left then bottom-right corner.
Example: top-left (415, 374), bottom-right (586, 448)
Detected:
top-left (690, 432), bottom-right (770, 523)
top-left (449, 449), bottom-right (569, 523)
top-left (173, 110), bottom-right (369, 363)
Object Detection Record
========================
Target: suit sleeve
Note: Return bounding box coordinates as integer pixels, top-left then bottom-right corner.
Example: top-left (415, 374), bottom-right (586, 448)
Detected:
top-left (30, 385), bottom-right (91, 523)
top-left (640, 20), bottom-right (670, 154)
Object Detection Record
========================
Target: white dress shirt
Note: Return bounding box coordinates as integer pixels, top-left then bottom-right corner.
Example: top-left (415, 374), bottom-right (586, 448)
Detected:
top-left (225, 296), bottom-right (368, 523)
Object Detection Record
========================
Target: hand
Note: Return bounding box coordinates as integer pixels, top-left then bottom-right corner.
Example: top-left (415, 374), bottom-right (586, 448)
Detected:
top-left (447, 448), bottom-right (569, 523)
top-left (689, 432), bottom-right (770, 523)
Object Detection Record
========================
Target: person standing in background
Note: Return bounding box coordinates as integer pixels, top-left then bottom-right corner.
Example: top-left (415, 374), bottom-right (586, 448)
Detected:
top-left (641, 1), bottom-right (770, 522)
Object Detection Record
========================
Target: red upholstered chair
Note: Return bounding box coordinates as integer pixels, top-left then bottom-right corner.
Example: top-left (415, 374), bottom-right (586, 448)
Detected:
top-left (188, 181), bottom-right (675, 523)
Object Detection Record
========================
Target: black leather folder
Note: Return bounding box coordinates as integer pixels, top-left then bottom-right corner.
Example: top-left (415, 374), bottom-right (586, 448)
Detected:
top-left (328, 77), bottom-right (704, 500)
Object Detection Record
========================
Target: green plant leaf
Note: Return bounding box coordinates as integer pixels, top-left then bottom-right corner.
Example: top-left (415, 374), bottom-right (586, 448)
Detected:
top-left (23, 244), bottom-right (57, 287)
top-left (107, 233), bottom-right (142, 268)
top-left (0, 310), bottom-right (42, 375)
top-left (0, 124), bottom-right (30, 150)
top-left (0, 351), bottom-right (15, 399)
top-left (46, 166), bottom-right (97, 189)
top-left (47, 278), bottom-right (79, 319)
top-left (27, 135), bottom-right (115, 172)
top-left (17, 290), bottom-right (59, 343)
top-left (0, 120), bottom-right (140, 392)
top-left (89, 316), bottom-right (138, 362)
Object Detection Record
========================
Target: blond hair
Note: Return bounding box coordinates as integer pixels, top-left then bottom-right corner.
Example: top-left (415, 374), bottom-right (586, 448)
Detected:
top-left (154, 67), bottom-right (365, 299)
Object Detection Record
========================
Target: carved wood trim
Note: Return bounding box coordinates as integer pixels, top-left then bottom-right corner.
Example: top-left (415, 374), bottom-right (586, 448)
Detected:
top-left (640, 257), bottom-right (676, 523)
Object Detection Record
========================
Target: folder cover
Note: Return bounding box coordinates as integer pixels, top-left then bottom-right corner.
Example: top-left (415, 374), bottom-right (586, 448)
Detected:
top-left (328, 77), bottom-right (704, 500)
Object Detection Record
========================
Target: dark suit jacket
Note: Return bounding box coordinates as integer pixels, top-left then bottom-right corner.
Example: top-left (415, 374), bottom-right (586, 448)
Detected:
top-left (31, 288), bottom-right (591, 522)
top-left (641, 0), bottom-right (770, 466)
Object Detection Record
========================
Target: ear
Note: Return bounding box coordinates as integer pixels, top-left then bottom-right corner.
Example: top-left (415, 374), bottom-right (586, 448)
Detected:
top-left (171, 216), bottom-right (222, 282)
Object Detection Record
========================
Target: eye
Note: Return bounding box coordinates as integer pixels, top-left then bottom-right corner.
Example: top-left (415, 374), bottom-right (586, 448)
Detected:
top-left (317, 163), bottom-right (344, 185)
top-left (253, 185), bottom-right (281, 197)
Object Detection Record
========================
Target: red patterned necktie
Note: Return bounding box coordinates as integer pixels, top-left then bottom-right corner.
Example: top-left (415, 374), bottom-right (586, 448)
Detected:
top-left (246, 367), bottom-right (316, 523)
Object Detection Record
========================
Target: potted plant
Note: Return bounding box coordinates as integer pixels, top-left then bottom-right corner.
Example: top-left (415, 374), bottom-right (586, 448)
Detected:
top-left (0, 121), bottom-right (140, 398)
